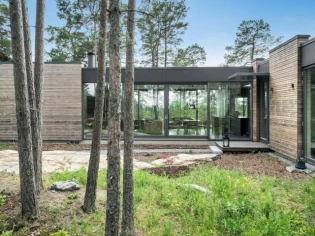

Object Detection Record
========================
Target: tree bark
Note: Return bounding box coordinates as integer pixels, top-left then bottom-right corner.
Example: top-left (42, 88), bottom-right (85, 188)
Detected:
top-left (164, 37), bottom-right (167, 67)
top-left (9, 0), bottom-right (39, 219)
top-left (121, 0), bottom-right (135, 235)
top-left (83, 0), bottom-right (107, 213)
top-left (21, 0), bottom-right (42, 195)
top-left (34, 1), bottom-right (45, 186)
top-left (105, 0), bottom-right (121, 235)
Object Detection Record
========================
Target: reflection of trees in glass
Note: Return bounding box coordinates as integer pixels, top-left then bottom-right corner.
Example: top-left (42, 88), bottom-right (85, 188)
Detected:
top-left (134, 85), bottom-right (164, 121)
top-left (235, 97), bottom-right (248, 117)
top-left (169, 86), bottom-right (207, 122)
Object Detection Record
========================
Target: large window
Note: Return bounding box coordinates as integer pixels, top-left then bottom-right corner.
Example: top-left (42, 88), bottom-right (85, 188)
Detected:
top-left (209, 83), bottom-right (229, 139)
top-left (168, 84), bottom-right (207, 136)
top-left (306, 68), bottom-right (315, 159)
top-left (134, 85), bottom-right (164, 135)
top-left (229, 82), bottom-right (251, 139)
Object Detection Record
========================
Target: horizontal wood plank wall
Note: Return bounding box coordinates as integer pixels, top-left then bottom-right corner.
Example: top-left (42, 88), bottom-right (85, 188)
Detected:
top-left (269, 37), bottom-right (308, 159)
top-left (0, 63), bottom-right (82, 141)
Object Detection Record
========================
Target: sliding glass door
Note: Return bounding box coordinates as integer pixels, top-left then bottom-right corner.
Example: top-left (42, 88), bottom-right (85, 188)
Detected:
top-left (168, 84), bottom-right (207, 136)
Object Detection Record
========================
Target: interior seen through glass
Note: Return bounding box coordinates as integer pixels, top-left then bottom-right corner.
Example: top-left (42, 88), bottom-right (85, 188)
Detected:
top-left (83, 82), bottom-right (252, 139)
top-left (168, 85), bottom-right (207, 136)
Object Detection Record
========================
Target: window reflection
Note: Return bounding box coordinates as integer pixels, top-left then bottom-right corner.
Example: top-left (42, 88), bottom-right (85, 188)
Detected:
top-left (169, 84), bottom-right (207, 136)
top-left (134, 85), bottom-right (164, 135)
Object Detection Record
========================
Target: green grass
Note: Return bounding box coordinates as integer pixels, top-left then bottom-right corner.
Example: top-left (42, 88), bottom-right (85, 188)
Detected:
top-left (44, 168), bottom-right (107, 190)
top-left (0, 142), bottom-right (7, 150)
top-left (132, 167), bottom-right (315, 235)
top-left (0, 195), bottom-right (5, 208)
top-left (3, 166), bottom-right (315, 235)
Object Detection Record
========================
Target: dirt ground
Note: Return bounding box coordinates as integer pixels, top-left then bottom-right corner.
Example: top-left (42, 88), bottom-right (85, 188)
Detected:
top-left (1, 143), bottom-right (209, 151)
top-left (134, 152), bottom-right (311, 179)
top-left (0, 172), bottom-right (106, 234)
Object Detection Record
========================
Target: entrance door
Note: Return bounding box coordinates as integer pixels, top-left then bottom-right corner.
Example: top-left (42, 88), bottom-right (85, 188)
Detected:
top-left (260, 79), bottom-right (269, 143)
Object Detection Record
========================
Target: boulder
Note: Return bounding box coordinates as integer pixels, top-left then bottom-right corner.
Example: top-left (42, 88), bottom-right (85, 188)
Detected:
top-left (50, 180), bottom-right (80, 191)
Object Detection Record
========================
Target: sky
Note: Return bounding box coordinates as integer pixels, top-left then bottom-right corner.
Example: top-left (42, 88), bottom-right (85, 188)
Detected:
top-left (26, 0), bottom-right (315, 66)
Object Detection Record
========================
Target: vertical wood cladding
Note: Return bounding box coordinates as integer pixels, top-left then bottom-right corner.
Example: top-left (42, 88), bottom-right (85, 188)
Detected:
top-left (0, 63), bottom-right (82, 141)
top-left (269, 36), bottom-right (309, 158)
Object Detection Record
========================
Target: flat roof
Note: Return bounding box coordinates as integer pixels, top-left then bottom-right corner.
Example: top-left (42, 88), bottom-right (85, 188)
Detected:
top-left (228, 72), bottom-right (269, 80)
top-left (82, 67), bottom-right (254, 83)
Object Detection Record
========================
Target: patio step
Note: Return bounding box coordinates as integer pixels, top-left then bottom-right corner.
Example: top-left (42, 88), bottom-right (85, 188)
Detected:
top-left (209, 145), bottom-right (223, 154)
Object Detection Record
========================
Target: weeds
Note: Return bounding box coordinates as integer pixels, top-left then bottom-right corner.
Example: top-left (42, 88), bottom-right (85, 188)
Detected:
top-left (186, 149), bottom-right (194, 154)
top-left (0, 142), bottom-right (7, 150)
top-left (0, 195), bottom-right (5, 208)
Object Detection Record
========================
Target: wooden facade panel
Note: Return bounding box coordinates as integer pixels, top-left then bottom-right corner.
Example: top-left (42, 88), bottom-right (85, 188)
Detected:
top-left (0, 63), bottom-right (82, 141)
top-left (269, 36), bottom-right (307, 159)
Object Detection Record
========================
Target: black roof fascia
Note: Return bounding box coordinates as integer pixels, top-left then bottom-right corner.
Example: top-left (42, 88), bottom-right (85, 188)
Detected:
top-left (228, 72), bottom-right (269, 81)
top-left (270, 35), bottom-right (310, 53)
top-left (82, 67), bottom-right (253, 84)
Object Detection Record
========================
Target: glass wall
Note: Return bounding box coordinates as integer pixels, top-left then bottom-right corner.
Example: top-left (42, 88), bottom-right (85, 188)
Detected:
top-left (209, 83), bottom-right (229, 139)
top-left (83, 82), bottom-right (252, 140)
top-left (306, 68), bottom-right (315, 159)
top-left (168, 84), bottom-right (207, 136)
top-left (134, 85), bottom-right (164, 135)
top-left (229, 82), bottom-right (252, 139)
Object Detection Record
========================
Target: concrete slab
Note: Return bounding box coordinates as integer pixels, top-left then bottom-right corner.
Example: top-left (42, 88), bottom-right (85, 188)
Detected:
top-left (80, 140), bottom-right (216, 146)
top-left (209, 146), bottom-right (223, 154)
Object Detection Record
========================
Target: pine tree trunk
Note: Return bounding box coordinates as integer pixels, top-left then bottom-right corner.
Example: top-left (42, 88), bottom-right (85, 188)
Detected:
top-left (9, 0), bottom-right (39, 219)
top-left (83, 0), bottom-right (107, 213)
top-left (34, 0), bottom-right (45, 192)
top-left (21, 0), bottom-right (42, 195)
top-left (121, 0), bottom-right (135, 235)
top-left (106, 0), bottom-right (121, 235)
top-left (34, 0), bottom-right (46, 192)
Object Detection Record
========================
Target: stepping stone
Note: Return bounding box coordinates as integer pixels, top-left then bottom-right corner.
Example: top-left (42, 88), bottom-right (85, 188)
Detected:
top-left (209, 146), bottom-right (223, 154)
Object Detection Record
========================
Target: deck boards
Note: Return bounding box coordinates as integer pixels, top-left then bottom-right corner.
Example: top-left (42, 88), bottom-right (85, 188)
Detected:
top-left (216, 141), bottom-right (269, 152)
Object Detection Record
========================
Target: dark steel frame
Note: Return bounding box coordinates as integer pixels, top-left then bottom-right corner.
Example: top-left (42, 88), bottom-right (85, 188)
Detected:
top-left (82, 67), bottom-right (256, 141)
top-left (303, 65), bottom-right (315, 164)
top-left (259, 78), bottom-right (269, 144)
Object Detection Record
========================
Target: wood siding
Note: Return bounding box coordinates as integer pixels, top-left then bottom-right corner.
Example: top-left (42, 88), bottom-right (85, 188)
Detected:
top-left (269, 37), bottom-right (309, 158)
top-left (0, 63), bottom-right (82, 141)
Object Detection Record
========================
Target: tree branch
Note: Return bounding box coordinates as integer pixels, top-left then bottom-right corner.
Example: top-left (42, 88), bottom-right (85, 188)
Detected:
top-left (121, 9), bottom-right (154, 17)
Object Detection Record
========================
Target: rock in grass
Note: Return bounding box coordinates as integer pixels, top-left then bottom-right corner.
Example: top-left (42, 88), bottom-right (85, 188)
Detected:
top-left (177, 184), bottom-right (210, 193)
top-left (50, 180), bottom-right (80, 191)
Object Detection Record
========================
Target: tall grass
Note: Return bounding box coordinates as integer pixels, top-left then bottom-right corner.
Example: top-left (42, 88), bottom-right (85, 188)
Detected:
top-left (133, 167), bottom-right (315, 235)
top-left (38, 166), bottom-right (315, 235)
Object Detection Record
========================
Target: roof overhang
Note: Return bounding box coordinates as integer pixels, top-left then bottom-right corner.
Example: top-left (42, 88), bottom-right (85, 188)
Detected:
top-left (228, 72), bottom-right (269, 81)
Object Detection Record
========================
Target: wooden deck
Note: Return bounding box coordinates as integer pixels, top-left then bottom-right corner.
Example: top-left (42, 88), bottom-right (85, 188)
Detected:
top-left (216, 141), bottom-right (269, 152)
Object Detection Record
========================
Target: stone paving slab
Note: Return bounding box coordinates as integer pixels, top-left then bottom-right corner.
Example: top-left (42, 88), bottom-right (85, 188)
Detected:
top-left (0, 149), bottom-right (213, 174)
